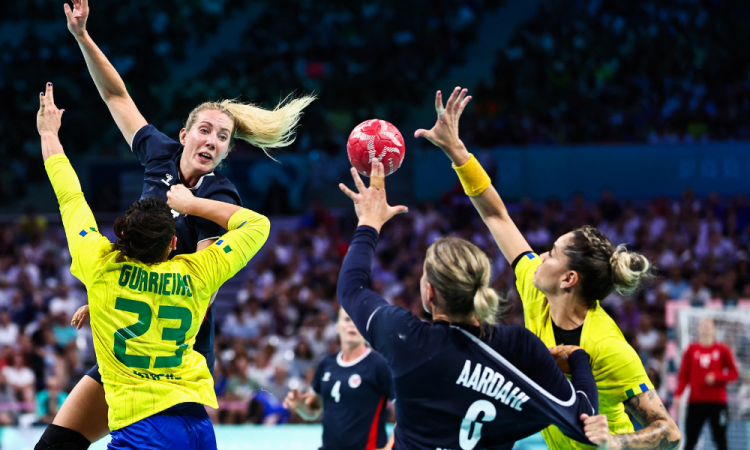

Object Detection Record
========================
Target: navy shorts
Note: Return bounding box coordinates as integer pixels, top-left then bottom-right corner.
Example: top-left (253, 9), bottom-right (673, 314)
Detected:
top-left (108, 403), bottom-right (216, 450)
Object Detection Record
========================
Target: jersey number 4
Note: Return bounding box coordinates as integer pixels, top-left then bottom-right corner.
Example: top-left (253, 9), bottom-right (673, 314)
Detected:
top-left (460, 400), bottom-right (497, 450)
top-left (331, 380), bottom-right (342, 403)
top-left (113, 297), bottom-right (193, 369)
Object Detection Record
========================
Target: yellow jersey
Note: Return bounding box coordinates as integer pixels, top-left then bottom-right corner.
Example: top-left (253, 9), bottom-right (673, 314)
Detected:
top-left (45, 155), bottom-right (270, 430)
top-left (514, 252), bottom-right (652, 450)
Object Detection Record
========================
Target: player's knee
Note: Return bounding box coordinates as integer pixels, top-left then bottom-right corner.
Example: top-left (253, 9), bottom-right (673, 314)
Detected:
top-left (35, 423), bottom-right (91, 450)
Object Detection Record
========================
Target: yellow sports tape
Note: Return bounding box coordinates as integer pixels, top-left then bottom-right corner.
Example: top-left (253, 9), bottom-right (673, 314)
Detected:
top-left (453, 154), bottom-right (491, 196)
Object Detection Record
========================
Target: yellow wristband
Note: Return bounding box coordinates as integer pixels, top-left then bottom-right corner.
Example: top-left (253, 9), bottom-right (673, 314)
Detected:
top-left (453, 154), bottom-right (491, 196)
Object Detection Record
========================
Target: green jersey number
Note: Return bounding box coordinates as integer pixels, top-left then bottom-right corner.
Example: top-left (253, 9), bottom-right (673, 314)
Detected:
top-left (113, 297), bottom-right (193, 369)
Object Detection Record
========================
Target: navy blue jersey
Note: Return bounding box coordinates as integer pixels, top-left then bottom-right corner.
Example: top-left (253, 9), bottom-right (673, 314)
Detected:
top-left (131, 124), bottom-right (242, 371)
top-left (338, 227), bottom-right (599, 450)
top-left (311, 350), bottom-right (395, 450)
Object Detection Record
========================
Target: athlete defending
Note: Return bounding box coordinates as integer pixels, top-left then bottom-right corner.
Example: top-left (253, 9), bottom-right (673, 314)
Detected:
top-left (337, 160), bottom-right (611, 449)
top-left (284, 309), bottom-right (395, 450)
top-left (36, 83), bottom-right (269, 448)
top-left (37, 1), bottom-right (312, 448)
top-left (414, 87), bottom-right (682, 450)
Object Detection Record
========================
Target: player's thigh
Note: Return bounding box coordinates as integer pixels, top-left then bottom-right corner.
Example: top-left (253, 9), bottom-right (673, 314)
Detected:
top-left (53, 374), bottom-right (110, 443)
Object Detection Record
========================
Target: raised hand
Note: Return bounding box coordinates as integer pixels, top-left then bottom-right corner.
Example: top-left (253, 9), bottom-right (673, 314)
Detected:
top-left (283, 389), bottom-right (305, 410)
top-left (71, 305), bottom-right (90, 330)
top-left (581, 414), bottom-right (614, 449)
top-left (166, 184), bottom-right (195, 215)
top-left (37, 83), bottom-right (65, 136)
top-left (339, 161), bottom-right (408, 233)
top-left (414, 87), bottom-right (472, 164)
top-left (64, 0), bottom-right (89, 38)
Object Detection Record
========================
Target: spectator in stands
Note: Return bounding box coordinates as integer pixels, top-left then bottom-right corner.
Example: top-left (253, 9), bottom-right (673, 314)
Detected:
top-left (0, 311), bottom-right (19, 348)
top-left (35, 376), bottom-right (68, 425)
top-left (682, 273), bottom-right (712, 305)
top-left (660, 266), bottom-right (690, 299)
top-left (47, 284), bottom-right (79, 319)
top-left (3, 352), bottom-right (35, 412)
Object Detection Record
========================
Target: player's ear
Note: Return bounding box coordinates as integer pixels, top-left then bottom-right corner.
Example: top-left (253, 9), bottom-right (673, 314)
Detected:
top-left (179, 128), bottom-right (188, 146)
top-left (560, 270), bottom-right (578, 290)
top-left (170, 236), bottom-right (178, 251)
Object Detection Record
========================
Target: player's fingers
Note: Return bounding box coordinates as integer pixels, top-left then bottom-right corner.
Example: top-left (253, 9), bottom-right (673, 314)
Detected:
top-left (82, 0), bottom-right (89, 12)
top-left (456, 95), bottom-right (472, 117)
top-left (580, 414), bottom-right (590, 421)
top-left (453, 89), bottom-right (467, 113)
top-left (39, 92), bottom-right (45, 112)
top-left (351, 167), bottom-right (367, 193)
top-left (390, 205), bottom-right (409, 216)
top-left (374, 160), bottom-right (385, 179)
top-left (414, 128), bottom-right (428, 139)
top-left (434, 90), bottom-right (443, 112)
top-left (46, 82), bottom-right (54, 106)
top-left (445, 86), bottom-right (460, 112)
top-left (338, 183), bottom-right (359, 202)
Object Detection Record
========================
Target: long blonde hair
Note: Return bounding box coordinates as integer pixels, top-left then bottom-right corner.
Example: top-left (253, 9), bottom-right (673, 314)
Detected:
top-left (185, 93), bottom-right (316, 159)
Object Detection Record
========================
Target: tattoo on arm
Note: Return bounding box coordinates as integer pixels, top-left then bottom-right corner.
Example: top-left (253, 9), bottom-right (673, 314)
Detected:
top-left (619, 390), bottom-right (680, 450)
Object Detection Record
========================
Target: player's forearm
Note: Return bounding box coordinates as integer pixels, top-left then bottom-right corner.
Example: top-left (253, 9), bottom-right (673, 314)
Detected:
top-left (469, 187), bottom-right (532, 262)
top-left (75, 32), bottom-right (130, 100)
top-left (41, 132), bottom-right (65, 162)
top-left (610, 420), bottom-right (680, 450)
top-left (620, 391), bottom-right (681, 450)
top-left (567, 350), bottom-right (599, 413)
top-left (186, 198), bottom-right (244, 230)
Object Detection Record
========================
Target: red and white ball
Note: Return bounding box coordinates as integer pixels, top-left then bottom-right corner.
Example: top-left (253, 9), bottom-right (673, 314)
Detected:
top-left (347, 119), bottom-right (405, 177)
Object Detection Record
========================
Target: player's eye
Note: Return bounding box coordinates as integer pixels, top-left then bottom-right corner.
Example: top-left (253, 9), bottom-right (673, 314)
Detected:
top-left (200, 128), bottom-right (208, 134)
top-left (220, 135), bottom-right (228, 141)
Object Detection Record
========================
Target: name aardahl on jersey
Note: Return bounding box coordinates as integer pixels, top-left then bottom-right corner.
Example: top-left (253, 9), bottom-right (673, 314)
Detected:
top-left (456, 359), bottom-right (530, 411)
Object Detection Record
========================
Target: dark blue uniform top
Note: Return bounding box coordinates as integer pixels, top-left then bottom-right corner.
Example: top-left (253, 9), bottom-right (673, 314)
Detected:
top-left (338, 226), bottom-right (599, 450)
top-left (311, 350), bottom-right (395, 450)
top-left (133, 125), bottom-right (241, 372)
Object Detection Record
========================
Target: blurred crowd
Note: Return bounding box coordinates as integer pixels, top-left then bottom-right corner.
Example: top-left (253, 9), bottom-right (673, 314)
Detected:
top-left (1, 187), bottom-right (747, 424)
top-left (466, 0), bottom-right (750, 146)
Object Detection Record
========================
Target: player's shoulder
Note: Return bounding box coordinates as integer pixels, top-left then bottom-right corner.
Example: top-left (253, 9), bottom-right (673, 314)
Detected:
top-left (317, 353), bottom-right (339, 369)
top-left (197, 172), bottom-right (241, 202)
top-left (132, 124), bottom-right (180, 149)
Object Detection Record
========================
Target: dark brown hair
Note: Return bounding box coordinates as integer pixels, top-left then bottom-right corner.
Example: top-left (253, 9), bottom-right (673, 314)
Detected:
top-left (113, 198), bottom-right (175, 264)
top-left (563, 225), bottom-right (652, 308)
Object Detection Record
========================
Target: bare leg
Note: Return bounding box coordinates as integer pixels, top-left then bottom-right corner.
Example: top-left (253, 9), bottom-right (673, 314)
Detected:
top-left (52, 375), bottom-right (109, 443)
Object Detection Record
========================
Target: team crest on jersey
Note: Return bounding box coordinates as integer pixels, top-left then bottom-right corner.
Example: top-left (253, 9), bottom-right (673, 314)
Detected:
top-left (348, 374), bottom-right (362, 389)
top-left (161, 173), bottom-right (173, 186)
top-left (713, 350), bottom-right (720, 360)
top-left (322, 372), bottom-right (331, 382)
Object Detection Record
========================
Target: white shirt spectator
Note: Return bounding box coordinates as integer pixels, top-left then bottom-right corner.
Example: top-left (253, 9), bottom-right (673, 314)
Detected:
top-left (2, 365), bottom-right (35, 389)
top-left (0, 322), bottom-right (19, 348)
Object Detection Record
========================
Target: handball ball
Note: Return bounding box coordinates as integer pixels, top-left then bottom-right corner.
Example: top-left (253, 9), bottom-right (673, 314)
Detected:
top-left (347, 119), bottom-right (405, 177)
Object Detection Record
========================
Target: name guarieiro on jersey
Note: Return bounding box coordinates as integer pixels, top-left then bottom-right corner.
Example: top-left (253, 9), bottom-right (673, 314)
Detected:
top-left (45, 154), bottom-right (270, 431)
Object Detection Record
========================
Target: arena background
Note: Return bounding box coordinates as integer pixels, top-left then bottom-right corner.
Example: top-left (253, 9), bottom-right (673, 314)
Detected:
top-left (1, 0), bottom-right (749, 448)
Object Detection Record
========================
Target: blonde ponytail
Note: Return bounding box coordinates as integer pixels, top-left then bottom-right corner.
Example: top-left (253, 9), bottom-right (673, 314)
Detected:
top-left (474, 285), bottom-right (500, 326)
top-left (185, 93), bottom-right (316, 160)
top-left (610, 244), bottom-right (651, 295)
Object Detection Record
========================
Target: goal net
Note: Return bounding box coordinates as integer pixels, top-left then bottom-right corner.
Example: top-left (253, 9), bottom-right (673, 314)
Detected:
top-left (665, 303), bottom-right (750, 450)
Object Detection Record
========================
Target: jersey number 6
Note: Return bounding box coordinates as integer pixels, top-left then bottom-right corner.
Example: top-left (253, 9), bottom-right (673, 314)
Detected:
top-left (113, 297), bottom-right (193, 369)
top-left (459, 400), bottom-right (497, 450)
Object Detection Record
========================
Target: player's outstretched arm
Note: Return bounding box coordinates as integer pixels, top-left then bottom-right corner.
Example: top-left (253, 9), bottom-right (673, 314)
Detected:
top-left (414, 88), bottom-right (531, 263)
top-left (38, 83), bottom-right (108, 288)
top-left (64, 0), bottom-right (147, 145)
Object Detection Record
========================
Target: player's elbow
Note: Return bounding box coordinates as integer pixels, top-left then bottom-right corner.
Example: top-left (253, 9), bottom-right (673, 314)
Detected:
top-left (665, 418), bottom-right (682, 447)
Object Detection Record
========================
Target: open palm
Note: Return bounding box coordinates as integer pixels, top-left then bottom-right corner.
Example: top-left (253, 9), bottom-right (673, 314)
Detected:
top-left (64, 0), bottom-right (89, 37)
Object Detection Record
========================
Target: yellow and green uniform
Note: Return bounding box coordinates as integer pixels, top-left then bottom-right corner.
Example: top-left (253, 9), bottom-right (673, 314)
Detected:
top-left (46, 154), bottom-right (270, 430)
top-left (514, 252), bottom-right (652, 450)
